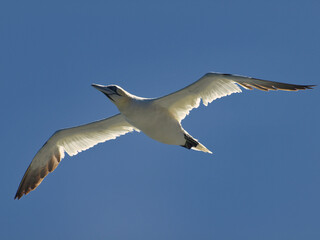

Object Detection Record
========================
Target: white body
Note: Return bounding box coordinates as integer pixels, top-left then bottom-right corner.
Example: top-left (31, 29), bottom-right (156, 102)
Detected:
top-left (119, 99), bottom-right (185, 145)
top-left (15, 72), bottom-right (313, 199)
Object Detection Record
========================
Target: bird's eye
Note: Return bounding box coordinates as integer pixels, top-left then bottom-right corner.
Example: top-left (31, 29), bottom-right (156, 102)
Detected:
top-left (108, 86), bottom-right (117, 92)
top-left (108, 86), bottom-right (121, 96)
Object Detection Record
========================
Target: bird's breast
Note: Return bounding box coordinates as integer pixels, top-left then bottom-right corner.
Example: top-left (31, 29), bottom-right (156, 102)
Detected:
top-left (121, 101), bottom-right (185, 145)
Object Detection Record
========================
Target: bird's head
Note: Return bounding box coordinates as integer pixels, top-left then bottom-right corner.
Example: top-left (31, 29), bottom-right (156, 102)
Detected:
top-left (92, 84), bottom-right (130, 109)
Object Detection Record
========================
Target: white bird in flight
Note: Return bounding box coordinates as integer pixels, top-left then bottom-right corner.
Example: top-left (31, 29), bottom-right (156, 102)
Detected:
top-left (15, 72), bottom-right (314, 199)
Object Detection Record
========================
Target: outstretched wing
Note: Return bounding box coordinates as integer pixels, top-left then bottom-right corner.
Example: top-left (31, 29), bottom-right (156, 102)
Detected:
top-left (15, 113), bottom-right (139, 199)
top-left (155, 72), bottom-right (314, 122)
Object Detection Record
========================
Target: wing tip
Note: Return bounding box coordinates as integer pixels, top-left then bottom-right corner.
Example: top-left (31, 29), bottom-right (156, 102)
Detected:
top-left (14, 151), bottom-right (61, 200)
top-left (14, 190), bottom-right (30, 200)
top-left (304, 85), bottom-right (316, 89)
top-left (206, 72), bottom-right (315, 92)
top-left (14, 176), bottom-right (44, 200)
top-left (14, 193), bottom-right (20, 200)
top-left (14, 185), bottom-right (32, 200)
top-left (238, 83), bottom-right (315, 92)
top-left (274, 84), bottom-right (315, 91)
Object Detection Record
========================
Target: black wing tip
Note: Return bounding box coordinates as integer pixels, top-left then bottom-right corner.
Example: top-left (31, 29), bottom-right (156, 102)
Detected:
top-left (14, 191), bottom-right (23, 200)
top-left (305, 85), bottom-right (316, 89)
top-left (205, 72), bottom-right (316, 90)
top-left (14, 170), bottom-right (30, 200)
top-left (264, 84), bottom-right (315, 91)
top-left (15, 186), bottom-right (35, 200)
top-left (288, 85), bottom-right (316, 91)
top-left (14, 179), bottom-right (26, 200)
top-left (14, 186), bottom-right (28, 200)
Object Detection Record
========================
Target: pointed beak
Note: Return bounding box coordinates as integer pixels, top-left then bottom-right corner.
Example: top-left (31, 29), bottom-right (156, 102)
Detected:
top-left (91, 84), bottom-right (113, 94)
top-left (92, 84), bottom-right (117, 102)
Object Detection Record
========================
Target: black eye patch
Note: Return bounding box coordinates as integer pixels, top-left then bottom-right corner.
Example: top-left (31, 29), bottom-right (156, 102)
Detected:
top-left (108, 86), bottom-right (121, 96)
top-left (108, 86), bottom-right (117, 92)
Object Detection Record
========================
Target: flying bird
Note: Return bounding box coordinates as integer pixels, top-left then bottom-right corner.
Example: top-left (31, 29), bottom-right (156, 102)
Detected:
top-left (15, 72), bottom-right (314, 199)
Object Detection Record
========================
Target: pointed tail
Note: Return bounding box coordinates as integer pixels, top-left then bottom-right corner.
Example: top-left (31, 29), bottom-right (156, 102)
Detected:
top-left (193, 142), bottom-right (212, 154)
top-left (182, 133), bottom-right (212, 154)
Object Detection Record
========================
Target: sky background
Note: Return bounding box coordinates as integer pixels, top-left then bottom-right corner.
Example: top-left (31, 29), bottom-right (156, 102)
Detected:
top-left (1, 0), bottom-right (319, 239)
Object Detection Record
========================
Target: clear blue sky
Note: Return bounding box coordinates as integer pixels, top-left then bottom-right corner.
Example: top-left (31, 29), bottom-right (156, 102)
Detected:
top-left (1, 0), bottom-right (319, 239)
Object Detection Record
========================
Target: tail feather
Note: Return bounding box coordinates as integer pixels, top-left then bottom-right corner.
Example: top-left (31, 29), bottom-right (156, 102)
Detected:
top-left (193, 142), bottom-right (212, 154)
top-left (182, 133), bottom-right (212, 154)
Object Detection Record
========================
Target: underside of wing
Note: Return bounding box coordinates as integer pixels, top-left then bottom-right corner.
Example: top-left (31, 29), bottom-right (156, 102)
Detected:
top-left (155, 72), bottom-right (314, 122)
top-left (15, 114), bottom-right (138, 199)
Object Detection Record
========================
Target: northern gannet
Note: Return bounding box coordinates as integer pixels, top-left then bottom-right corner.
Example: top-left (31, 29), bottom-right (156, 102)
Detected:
top-left (15, 72), bottom-right (314, 199)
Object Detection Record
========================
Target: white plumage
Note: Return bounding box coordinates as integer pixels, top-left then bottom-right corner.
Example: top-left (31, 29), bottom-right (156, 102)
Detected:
top-left (15, 72), bottom-right (314, 199)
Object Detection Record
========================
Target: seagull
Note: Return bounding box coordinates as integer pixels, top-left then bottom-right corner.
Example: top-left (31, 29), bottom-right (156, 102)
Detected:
top-left (15, 72), bottom-right (314, 199)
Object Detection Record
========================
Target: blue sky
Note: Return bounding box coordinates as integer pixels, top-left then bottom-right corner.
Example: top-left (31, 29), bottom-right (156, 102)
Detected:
top-left (1, 0), bottom-right (319, 239)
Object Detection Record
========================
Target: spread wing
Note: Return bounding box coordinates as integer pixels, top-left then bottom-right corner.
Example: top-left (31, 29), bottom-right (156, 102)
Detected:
top-left (15, 113), bottom-right (139, 199)
top-left (155, 72), bottom-right (314, 122)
